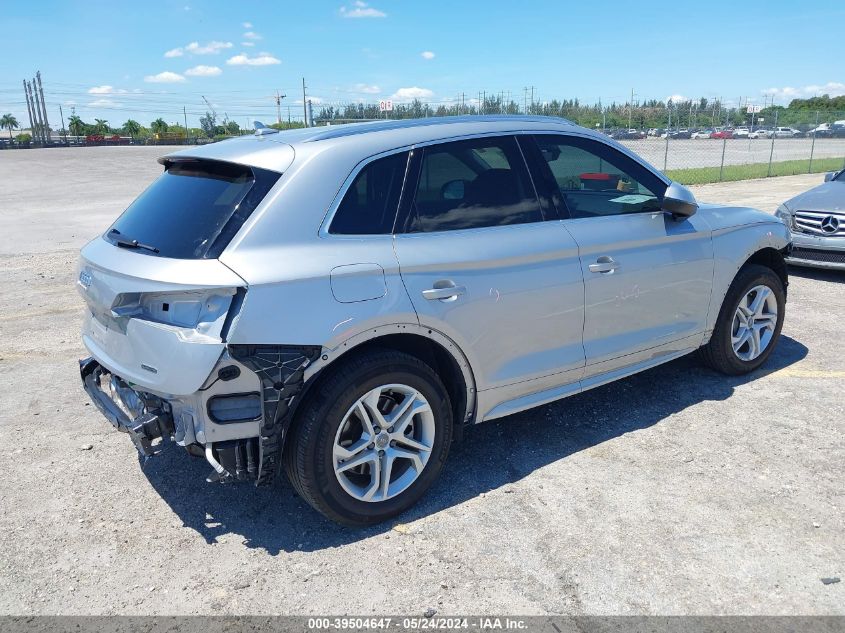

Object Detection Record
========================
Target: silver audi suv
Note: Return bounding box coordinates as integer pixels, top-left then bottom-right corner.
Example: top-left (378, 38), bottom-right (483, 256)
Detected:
top-left (78, 116), bottom-right (791, 525)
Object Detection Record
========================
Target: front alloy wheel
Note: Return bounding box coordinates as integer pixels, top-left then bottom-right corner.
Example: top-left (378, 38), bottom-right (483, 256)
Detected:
top-left (699, 263), bottom-right (785, 375)
top-left (731, 284), bottom-right (778, 361)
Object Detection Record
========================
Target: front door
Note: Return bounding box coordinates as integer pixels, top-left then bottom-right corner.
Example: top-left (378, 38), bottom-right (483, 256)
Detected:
top-left (531, 133), bottom-right (714, 375)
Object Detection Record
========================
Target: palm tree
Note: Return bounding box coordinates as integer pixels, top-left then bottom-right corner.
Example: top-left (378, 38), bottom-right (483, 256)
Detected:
top-left (150, 118), bottom-right (168, 136)
top-left (94, 118), bottom-right (109, 134)
top-left (122, 119), bottom-right (141, 139)
top-left (0, 114), bottom-right (19, 141)
top-left (68, 114), bottom-right (84, 137)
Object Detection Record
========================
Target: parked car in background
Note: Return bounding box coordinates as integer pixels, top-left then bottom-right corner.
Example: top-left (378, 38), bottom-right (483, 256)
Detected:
top-left (77, 115), bottom-right (791, 525)
top-left (776, 169), bottom-right (845, 270)
top-left (691, 130), bottom-right (713, 139)
top-left (773, 127), bottom-right (800, 138)
top-left (811, 122), bottom-right (845, 138)
top-left (711, 129), bottom-right (734, 139)
top-left (748, 128), bottom-right (771, 139)
top-left (733, 127), bottom-right (750, 138)
top-left (610, 129), bottom-right (646, 140)
top-left (661, 129), bottom-right (692, 139)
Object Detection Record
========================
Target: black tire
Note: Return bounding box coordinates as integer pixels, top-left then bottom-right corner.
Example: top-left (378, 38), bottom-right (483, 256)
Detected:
top-left (699, 264), bottom-right (785, 375)
top-left (284, 348), bottom-right (453, 526)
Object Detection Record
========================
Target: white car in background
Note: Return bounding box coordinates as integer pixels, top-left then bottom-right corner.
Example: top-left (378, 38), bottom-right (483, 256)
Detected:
top-left (733, 127), bottom-right (750, 138)
top-left (773, 127), bottom-right (800, 138)
top-left (748, 128), bottom-right (771, 139)
top-left (691, 130), bottom-right (712, 139)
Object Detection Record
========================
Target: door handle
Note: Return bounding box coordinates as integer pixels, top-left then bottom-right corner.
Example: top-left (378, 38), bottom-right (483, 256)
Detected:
top-left (422, 282), bottom-right (466, 301)
top-left (588, 256), bottom-right (619, 274)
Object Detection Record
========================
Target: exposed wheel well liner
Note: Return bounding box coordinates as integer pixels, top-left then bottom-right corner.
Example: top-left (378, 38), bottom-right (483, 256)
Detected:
top-left (742, 247), bottom-right (788, 297)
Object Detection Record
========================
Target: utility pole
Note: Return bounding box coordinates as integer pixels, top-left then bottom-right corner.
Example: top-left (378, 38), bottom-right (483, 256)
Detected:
top-left (274, 90), bottom-right (285, 125)
top-left (302, 78), bottom-right (308, 127)
top-left (59, 104), bottom-right (66, 143)
top-left (36, 71), bottom-right (51, 143)
top-left (523, 87), bottom-right (528, 114)
top-left (628, 88), bottom-right (636, 130)
top-left (183, 106), bottom-right (188, 142)
top-left (23, 80), bottom-right (35, 138)
top-left (530, 86), bottom-right (535, 113)
top-left (28, 80), bottom-right (44, 144)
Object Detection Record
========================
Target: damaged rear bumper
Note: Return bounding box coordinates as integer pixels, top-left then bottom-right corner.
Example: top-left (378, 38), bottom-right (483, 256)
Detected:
top-left (79, 357), bottom-right (175, 457)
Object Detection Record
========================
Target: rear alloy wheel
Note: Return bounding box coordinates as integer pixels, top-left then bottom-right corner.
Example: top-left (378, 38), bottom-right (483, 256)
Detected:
top-left (333, 384), bottom-right (436, 503)
top-left (700, 264), bottom-right (785, 375)
top-left (285, 349), bottom-right (452, 526)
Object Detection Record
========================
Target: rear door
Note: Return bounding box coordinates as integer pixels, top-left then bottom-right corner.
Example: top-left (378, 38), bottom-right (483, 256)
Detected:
top-left (530, 133), bottom-right (714, 376)
top-left (393, 135), bottom-right (585, 393)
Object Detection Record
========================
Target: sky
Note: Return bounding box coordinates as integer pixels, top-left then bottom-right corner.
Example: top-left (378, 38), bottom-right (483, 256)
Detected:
top-left (1, 0), bottom-right (843, 129)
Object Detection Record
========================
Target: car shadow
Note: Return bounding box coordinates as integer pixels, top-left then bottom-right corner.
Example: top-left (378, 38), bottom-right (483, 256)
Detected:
top-left (787, 265), bottom-right (844, 283)
top-left (141, 335), bottom-right (807, 555)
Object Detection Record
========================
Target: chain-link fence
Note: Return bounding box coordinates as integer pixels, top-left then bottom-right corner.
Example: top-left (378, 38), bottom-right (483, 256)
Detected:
top-left (610, 109), bottom-right (845, 185)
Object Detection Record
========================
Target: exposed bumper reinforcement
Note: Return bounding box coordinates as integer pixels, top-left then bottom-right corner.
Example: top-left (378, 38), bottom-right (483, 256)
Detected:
top-left (79, 357), bottom-right (174, 457)
top-left (228, 345), bottom-right (321, 486)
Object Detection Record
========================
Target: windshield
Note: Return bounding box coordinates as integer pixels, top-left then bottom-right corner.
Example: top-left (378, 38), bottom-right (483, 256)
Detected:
top-left (835, 170), bottom-right (845, 182)
top-left (106, 159), bottom-right (280, 259)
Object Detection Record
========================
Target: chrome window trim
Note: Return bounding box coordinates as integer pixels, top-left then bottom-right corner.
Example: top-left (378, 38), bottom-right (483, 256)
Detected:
top-left (318, 127), bottom-right (670, 238)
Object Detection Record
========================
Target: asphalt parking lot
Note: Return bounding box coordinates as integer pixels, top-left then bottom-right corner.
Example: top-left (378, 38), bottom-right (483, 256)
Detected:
top-left (622, 137), bottom-right (845, 171)
top-left (0, 147), bottom-right (842, 615)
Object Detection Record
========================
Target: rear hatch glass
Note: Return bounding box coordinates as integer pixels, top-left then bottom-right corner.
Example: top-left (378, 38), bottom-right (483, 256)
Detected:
top-left (106, 158), bottom-right (280, 259)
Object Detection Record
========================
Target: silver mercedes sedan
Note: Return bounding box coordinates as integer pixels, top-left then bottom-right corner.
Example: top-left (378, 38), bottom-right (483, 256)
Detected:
top-left (776, 169), bottom-right (845, 270)
top-left (77, 115), bottom-right (791, 525)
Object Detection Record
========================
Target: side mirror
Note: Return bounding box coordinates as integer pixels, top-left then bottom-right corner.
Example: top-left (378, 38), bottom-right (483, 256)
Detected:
top-left (441, 179), bottom-right (466, 200)
top-left (662, 182), bottom-right (698, 218)
top-left (824, 172), bottom-right (835, 182)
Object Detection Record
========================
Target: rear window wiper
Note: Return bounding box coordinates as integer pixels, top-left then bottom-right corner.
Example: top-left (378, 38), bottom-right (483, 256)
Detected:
top-left (109, 229), bottom-right (160, 253)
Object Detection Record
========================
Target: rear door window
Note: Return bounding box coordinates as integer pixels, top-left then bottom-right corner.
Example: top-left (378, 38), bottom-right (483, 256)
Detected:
top-left (406, 136), bottom-right (543, 232)
top-left (106, 159), bottom-right (280, 259)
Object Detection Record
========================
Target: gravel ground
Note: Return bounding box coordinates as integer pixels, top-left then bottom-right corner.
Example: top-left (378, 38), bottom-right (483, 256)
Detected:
top-left (0, 148), bottom-right (842, 615)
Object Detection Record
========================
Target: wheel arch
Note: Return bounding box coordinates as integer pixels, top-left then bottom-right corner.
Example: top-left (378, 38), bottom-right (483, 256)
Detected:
top-left (742, 246), bottom-right (788, 297)
top-left (704, 243), bottom-right (789, 343)
top-left (290, 326), bottom-right (477, 446)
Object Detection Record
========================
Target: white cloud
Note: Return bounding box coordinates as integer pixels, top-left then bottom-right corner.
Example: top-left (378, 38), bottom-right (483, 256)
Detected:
top-left (241, 41), bottom-right (255, 47)
top-left (164, 47), bottom-right (184, 58)
top-left (185, 40), bottom-right (233, 54)
top-left (763, 82), bottom-right (845, 102)
top-left (421, 51), bottom-right (435, 60)
top-left (144, 71), bottom-right (186, 83)
top-left (353, 83), bottom-right (381, 94)
top-left (242, 31), bottom-right (262, 40)
top-left (88, 98), bottom-right (118, 107)
top-left (185, 65), bottom-right (222, 77)
top-left (242, 21), bottom-right (253, 28)
top-left (88, 85), bottom-right (128, 95)
top-left (226, 53), bottom-right (281, 66)
top-left (665, 94), bottom-right (689, 103)
top-left (390, 86), bottom-right (434, 101)
top-left (340, 1), bottom-right (386, 18)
